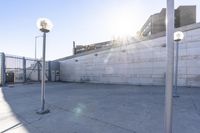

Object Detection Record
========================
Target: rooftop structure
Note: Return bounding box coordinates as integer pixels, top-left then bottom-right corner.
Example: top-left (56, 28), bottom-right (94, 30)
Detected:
top-left (139, 5), bottom-right (196, 37)
top-left (73, 41), bottom-right (112, 55)
top-left (72, 37), bottom-right (138, 55)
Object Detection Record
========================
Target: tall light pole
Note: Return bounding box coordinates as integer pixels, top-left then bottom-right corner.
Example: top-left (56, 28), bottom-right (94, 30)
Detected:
top-left (173, 31), bottom-right (184, 97)
top-left (36, 18), bottom-right (53, 114)
top-left (165, 0), bottom-right (174, 133)
top-left (35, 35), bottom-right (43, 59)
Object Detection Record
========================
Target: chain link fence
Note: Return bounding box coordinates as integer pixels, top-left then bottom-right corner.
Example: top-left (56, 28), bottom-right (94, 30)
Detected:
top-left (0, 53), bottom-right (60, 86)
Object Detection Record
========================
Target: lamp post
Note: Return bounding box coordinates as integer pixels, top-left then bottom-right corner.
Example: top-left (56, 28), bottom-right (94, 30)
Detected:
top-left (35, 35), bottom-right (43, 59)
top-left (36, 18), bottom-right (53, 114)
top-left (165, 0), bottom-right (174, 133)
top-left (173, 31), bottom-right (184, 97)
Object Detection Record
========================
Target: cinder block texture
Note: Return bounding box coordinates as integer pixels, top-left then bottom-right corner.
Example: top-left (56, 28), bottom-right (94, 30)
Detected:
top-left (60, 25), bottom-right (200, 87)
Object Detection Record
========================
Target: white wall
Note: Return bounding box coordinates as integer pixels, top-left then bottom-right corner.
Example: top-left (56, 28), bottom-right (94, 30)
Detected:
top-left (60, 24), bottom-right (200, 87)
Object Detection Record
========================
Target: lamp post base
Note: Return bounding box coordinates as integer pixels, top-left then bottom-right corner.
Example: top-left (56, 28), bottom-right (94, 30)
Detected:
top-left (36, 109), bottom-right (50, 115)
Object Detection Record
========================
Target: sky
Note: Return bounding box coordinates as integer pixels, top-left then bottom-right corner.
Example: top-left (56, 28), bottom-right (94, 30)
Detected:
top-left (0, 0), bottom-right (199, 60)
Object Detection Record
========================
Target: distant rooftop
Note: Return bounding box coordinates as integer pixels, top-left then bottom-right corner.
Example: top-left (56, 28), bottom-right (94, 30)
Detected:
top-left (139, 5), bottom-right (196, 37)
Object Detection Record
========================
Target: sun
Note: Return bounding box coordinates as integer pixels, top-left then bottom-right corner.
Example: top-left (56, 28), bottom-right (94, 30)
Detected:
top-left (109, 11), bottom-right (138, 38)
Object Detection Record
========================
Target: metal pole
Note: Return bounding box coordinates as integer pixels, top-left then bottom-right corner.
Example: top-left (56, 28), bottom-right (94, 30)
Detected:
top-left (0, 53), bottom-right (2, 86)
top-left (23, 57), bottom-right (26, 83)
top-left (48, 61), bottom-right (51, 82)
top-left (37, 32), bottom-right (49, 114)
top-left (174, 41), bottom-right (179, 97)
top-left (37, 60), bottom-right (41, 81)
top-left (165, 0), bottom-right (174, 133)
top-left (73, 41), bottom-right (76, 55)
top-left (35, 36), bottom-right (42, 60)
top-left (0, 53), bottom-right (4, 86)
top-left (2, 53), bottom-right (6, 86)
top-left (41, 32), bottom-right (46, 111)
top-left (35, 37), bottom-right (37, 59)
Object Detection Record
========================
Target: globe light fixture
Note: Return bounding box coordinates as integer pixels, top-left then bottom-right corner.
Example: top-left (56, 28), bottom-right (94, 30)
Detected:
top-left (36, 18), bottom-right (53, 33)
top-left (174, 31), bottom-right (184, 42)
top-left (36, 18), bottom-right (53, 114)
top-left (173, 31), bottom-right (184, 98)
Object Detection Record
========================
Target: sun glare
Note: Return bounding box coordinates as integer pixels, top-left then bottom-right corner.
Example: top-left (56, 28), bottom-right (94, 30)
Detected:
top-left (109, 11), bottom-right (138, 38)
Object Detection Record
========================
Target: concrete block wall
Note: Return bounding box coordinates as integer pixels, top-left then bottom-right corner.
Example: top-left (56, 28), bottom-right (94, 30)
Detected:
top-left (59, 24), bottom-right (200, 87)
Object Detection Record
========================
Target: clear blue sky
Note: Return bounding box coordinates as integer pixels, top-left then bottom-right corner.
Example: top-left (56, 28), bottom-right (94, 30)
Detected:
top-left (0, 0), bottom-right (199, 60)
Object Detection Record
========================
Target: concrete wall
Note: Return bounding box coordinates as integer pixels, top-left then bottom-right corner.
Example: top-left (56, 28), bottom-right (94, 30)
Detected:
top-left (176, 6), bottom-right (196, 27)
top-left (59, 23), bottom-right (200, 87)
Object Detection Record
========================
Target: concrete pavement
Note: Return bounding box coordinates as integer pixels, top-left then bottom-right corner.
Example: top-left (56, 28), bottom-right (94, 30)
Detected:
top-left (0, 83), bottom-right (200, 133)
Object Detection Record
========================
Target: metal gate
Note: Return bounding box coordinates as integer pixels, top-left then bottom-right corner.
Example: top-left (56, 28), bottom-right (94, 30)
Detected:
top-left (5, 55), bottom-right (24, 83)
top-left (0, 53), bottom-right (60, 86)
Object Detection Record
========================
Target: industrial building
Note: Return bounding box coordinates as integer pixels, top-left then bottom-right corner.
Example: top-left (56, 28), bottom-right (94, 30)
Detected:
top-left (73, 41), bottom-right (112, 55)
top-left (139, 5), bottom-right (196, 37)
top-left (72, 6), bottom-right (196, 55)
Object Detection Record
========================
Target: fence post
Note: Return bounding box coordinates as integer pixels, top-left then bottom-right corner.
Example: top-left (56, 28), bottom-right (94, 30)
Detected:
top-left (1, 53), bottom-right (6, 86)
top-left (48, 61), bottom-right (51, 81)
top-left (37, 61), bottom-right (41, 81)
top-left (0, 53), bottom-right (2, 86)
top-left (23, 57), bottom-right (26, 83)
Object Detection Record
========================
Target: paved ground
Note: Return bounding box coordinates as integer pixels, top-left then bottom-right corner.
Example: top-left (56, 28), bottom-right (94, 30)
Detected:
top-left (0, 82), bottom-right (200, 133)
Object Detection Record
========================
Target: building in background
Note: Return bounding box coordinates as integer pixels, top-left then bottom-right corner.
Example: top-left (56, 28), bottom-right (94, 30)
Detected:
top-left (72, 5), bottom-right (196, 55)
top-left (73, 41), bottom-right (113, 55)
top-left (139, 5), bottom-right (196, 37)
